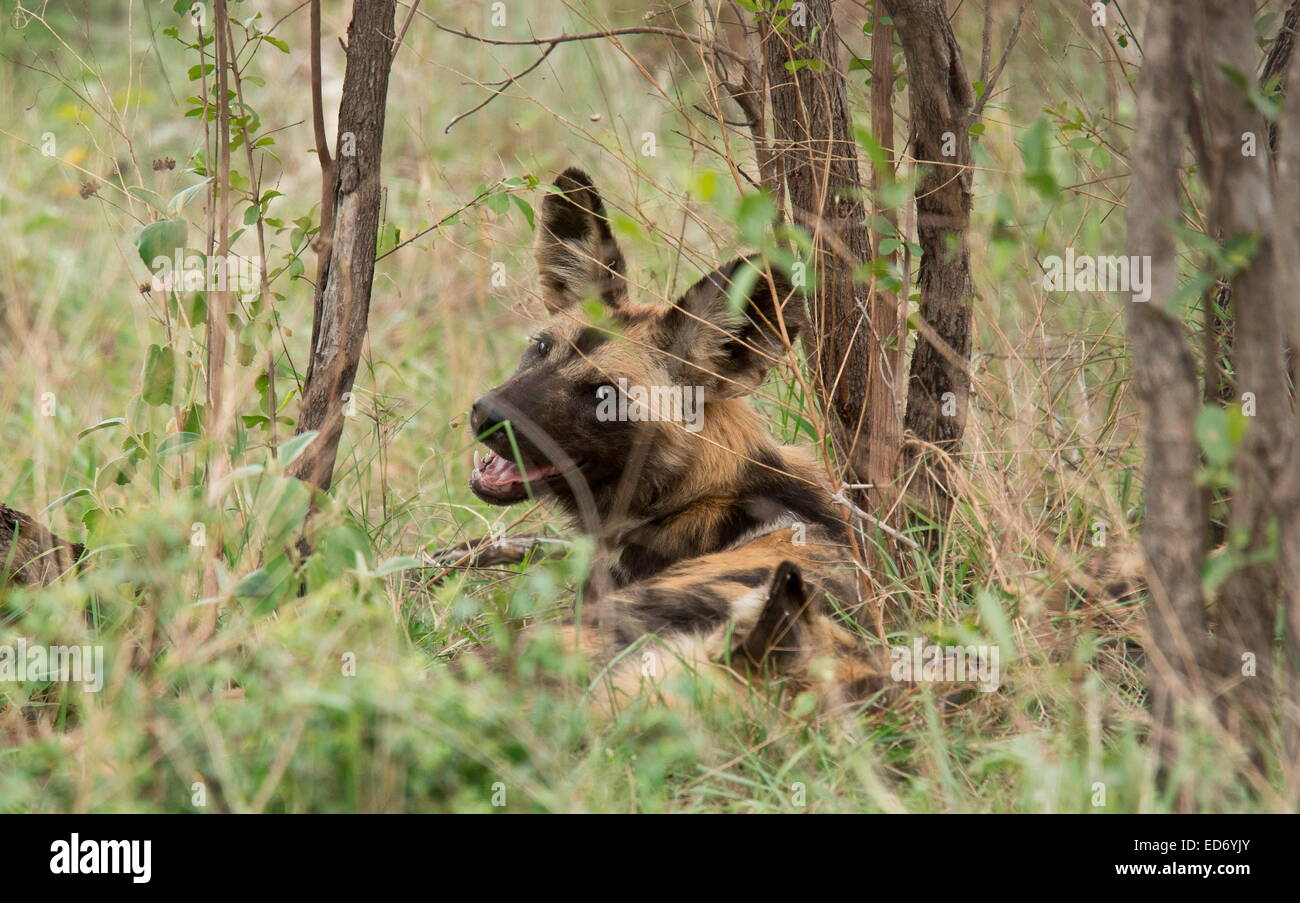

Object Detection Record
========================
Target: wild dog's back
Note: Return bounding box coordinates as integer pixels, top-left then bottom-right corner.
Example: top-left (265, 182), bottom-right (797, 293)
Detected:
top-left (0, 504), bottom-right (82, 587)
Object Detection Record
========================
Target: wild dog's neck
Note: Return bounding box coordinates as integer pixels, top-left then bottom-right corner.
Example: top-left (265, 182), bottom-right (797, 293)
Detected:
top-left (592, 400), bottom-right (847, 586)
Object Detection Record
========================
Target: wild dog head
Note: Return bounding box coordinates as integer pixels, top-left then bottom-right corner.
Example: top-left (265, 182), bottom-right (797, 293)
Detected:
top-left (469, 168), bottom-right (803, 517)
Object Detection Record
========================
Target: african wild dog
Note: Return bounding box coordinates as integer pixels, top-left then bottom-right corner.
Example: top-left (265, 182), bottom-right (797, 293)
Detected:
top-left (1, 504), bottom-right (83, 588)
top-left (469, 168), bottom-right (884, 716)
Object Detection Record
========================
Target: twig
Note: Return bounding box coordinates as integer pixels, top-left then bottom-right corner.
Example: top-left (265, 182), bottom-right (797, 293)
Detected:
top-left (830, 489), bottom-right (923, 552)
top-left (413, 534), bottom-right (573, 587)
top-left (404, 4), bottom-right (745, 65)
top-left (374, 184), bottom-right (498, 262)
top-left (970, 0), bottom-right (1031, 122)
top-left (444, 43), bottom-right (557, 133)
top-left (392, 0), bottom-right (421, 60)
top-left (307, 0), bottom-right (336, 387)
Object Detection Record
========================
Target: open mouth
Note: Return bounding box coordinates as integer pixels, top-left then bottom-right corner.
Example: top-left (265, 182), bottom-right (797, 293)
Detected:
top-left (469, 450), bottom-right (575, 504)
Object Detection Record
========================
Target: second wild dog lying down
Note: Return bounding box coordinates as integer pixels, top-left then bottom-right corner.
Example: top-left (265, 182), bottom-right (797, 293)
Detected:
top-left (468, 168), bottom-right (884, 716)
top-left (1, 504), bottom-right (83, 588)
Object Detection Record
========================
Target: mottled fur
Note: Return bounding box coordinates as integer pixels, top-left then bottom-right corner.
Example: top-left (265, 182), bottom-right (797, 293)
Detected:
top-left (0, 503), bottom-right (83, 587)
top-left (470, 168), bottom-right (884, 716)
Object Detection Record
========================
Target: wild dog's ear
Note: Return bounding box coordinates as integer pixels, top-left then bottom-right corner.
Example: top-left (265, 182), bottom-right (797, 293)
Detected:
top-left (732, 561), bottom-right (810, 670)
top-left (657, 257), bottom-right (802, 396)
top-left (535, 168), bottom-right (627, 312)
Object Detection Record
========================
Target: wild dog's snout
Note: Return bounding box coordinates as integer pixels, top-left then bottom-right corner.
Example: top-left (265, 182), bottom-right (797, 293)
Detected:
top-left (469, 395), bottom-right (507, 438)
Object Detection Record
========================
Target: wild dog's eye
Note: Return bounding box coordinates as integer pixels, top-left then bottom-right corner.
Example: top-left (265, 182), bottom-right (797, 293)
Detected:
top-left (530, 336), bottom-right (550, 357)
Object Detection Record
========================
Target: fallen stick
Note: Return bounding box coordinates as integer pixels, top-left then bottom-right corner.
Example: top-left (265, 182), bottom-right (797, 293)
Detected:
top-left (412, 534), bottom-right (574, 587)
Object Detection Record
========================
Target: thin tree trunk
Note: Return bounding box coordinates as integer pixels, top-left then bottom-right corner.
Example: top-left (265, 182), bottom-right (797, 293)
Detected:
top-left (883, 0), bottom-right (975, 520)
top-left (866, 7), bottom-right (903, 520)
top-left (1262, 0), bottom-right (1300, 154)
top-left (758, 0), bottom-right (877, 515)
top-left (1274, 42), bottom-right (1300, 780)
top-left (289, 0), bottom-right (397, 493)
top-left (198, 0), bottom-right (234, 643)
top-left (1125, 0), bottom-right (1207, 769)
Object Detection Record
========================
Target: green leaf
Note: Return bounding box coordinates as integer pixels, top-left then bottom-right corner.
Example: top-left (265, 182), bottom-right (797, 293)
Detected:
top-left (377, 222), bottom-right (400, 256)
top-left (96, 455), bottom-right (137, 489)
top-left (1216, 63), bottom-right (1248, 91)
top-left (725, 258), bottom-right (762, 316)
top-left (511, 195), bottom-right (535, 229)
top-left (975, 589), bottom-right (1016, 658)
top-left (187, 290), bottom-right (208, 325)
top-left (141, 344), bottom-right (176, 406)
top-left (735, 191), bottom-right (778, 246)
top-left (1195, 405), bottom-right (1235, 469)
top-left (1221, 233), bottom-right (1261, 274)
top-left (1026, 171), bottom-right (1058, 197)
top-left (1019, 116), bottom-right (1058, 198)
top-left (278, 430), bottom-right (319, 466)
top-left (1202, 548), bottom-right (1241, 596)
top-left (1168, 271), bottom-right (1214, 315)
top-left (168, 180), bottom-right (211, 215)
top-left (157, 431), bottom-right (200, 457)
top-left (78, 417), bottom-right (126, 440)
top-left (233, 568), bottom-right (274, 597)
top-left (373, 555), bottom-right (424, 577)
top-left (42, 487), bottom-right (91, 513)
top-left (135, 218), bottom-right (189, 269)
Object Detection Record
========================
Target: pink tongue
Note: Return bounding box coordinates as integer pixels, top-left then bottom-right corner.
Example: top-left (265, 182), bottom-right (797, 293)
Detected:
top-left (478, 454), bottom-right (557, 487)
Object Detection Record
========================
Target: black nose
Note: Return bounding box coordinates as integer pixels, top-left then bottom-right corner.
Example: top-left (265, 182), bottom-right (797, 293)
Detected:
top-left (470, 397), bottom-right (508, 437)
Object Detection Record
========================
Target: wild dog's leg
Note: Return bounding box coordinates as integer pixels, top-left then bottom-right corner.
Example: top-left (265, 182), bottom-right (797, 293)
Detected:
top-left (575, 559), bottom-right (774, 716)
top-left (584, 554), bottom-right (838, 712)
top-left (588, 551), bottom-right (884, 717)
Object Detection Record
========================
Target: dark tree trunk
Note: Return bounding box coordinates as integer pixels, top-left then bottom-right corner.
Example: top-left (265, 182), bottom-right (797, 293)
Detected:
top-left (1262, 0), bottom-right (1300, 154)
top-left (758, 1), bottom-right (878, 516)
top-left (1189, 0), bottom-right (1293, 760)
top-left (1125, 0), bottom-right (1208, 773)
top-left (1129, 0), bottom-right (1300, 782)
top-left (883, 0), bottom-right (975, 519)
top-left (1200, 1), bottom-right (1300, 549)
top-left (290, 0), bottom-right (397, 493)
